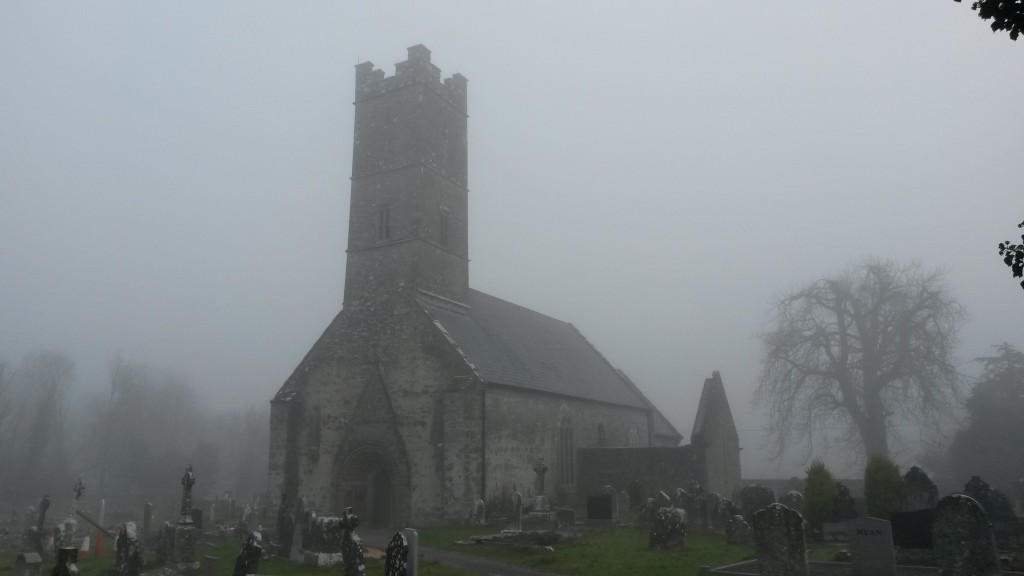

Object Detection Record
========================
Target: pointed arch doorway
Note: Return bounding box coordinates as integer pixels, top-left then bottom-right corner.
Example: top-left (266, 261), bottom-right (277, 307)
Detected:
top-left (336, 447), bottom-right (398, 528)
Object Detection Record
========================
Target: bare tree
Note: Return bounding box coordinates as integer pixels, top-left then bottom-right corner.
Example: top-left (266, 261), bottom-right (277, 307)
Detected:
top-left (755, 260), bottom-right (966, 461)
top-left (17, 350), bottom-right (75, 499)
top-left (94, 357), bottom-right (147, 497)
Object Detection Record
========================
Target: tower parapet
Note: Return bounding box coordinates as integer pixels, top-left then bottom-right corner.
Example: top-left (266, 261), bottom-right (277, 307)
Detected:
top-left (355, 45), bottom-right (467, 114)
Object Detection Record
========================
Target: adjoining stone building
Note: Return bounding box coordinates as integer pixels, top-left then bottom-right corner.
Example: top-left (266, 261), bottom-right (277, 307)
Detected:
top-left (268, 46), bottom-right (738, 527)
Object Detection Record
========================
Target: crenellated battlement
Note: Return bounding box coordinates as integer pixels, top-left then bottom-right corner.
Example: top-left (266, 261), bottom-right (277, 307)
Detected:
top-left (355, 45), bottom-right (467, 113)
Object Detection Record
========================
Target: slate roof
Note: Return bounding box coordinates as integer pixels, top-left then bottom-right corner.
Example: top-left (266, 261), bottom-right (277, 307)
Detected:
top-left (424, 289), bottom-right (668, 416)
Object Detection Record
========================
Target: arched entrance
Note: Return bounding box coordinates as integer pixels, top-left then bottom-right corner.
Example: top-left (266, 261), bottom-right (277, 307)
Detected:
top-left (337, 448), bottom-right (396, 528)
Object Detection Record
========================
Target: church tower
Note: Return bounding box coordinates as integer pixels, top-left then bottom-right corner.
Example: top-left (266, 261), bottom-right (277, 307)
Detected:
top-left (344, 45), bottom-right (469, 309)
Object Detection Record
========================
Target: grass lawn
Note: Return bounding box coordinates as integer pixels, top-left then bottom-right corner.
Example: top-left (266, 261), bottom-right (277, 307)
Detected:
top-left (1, 524), bottom-right (842, 576)
top-left (420, 522), bottom-right (758, 575)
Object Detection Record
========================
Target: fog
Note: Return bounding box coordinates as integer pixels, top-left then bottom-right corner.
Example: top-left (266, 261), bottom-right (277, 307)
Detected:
top-left (1, 2), bottom-right (1021, 480)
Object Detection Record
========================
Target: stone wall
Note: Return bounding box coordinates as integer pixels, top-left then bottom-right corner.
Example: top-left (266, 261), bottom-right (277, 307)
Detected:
top-left (483, 386), bottom-right (652, 511)
top-left (576, 446), bottom-right (702, 506)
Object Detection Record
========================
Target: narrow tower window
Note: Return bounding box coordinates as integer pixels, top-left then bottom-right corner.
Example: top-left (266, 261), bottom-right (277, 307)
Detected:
top-left (377, 204), bottom-right (391, 240)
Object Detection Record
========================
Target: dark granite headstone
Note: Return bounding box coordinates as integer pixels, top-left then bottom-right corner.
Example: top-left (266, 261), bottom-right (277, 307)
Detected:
top-left (232, 531), bottom-right (262, 576)
top-left (753, 503), bottom-right (809, 576)
top-left (891, 508), bottom-right (934, 549)
top-left (740, 484), bottom-right (776, 522)
top-left (51, 548), bottom-right (80, 576)
top-left (586, 495), bottom-right (613, 520)
top-left (901, 467), bottom-right (937, 511)
top-left (933, 494), bottom-right (1000, 576)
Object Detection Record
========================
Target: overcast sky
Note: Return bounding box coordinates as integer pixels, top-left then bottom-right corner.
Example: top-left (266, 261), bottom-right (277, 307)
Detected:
top-left (2, 2), bottom-right (1021, 478)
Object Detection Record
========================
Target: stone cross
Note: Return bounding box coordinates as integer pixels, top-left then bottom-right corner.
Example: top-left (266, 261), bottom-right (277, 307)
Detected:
top-left (72, 476), bottom-right (85, 513)
top-left (180, 465), bottom-right (195, 523)
top-left (532, 459), bottom-right (548, 496)
top-left (847, 517), bottom-right (896, 576)
top-left (36, 496), bottom-right (50, 532)
top-left (933, 495), bottom-right (1000, 576)
top-left (753, 503), bottom-right (809, 576)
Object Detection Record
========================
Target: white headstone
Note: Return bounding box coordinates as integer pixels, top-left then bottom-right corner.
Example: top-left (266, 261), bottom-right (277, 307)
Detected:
top-left (847, 517), bottom-right (896, 576)
top-left (402, 528), bottom-right (418, 576)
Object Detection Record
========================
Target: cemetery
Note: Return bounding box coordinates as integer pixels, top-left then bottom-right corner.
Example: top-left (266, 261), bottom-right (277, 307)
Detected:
top-left (6, 462), bottom-right (1024, 576)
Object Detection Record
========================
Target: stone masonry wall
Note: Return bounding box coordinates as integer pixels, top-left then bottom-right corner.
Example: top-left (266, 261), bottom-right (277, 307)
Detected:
top-left (576, 446), bottom-right (702, 505)
top-left (483, 386), bottom-right (651, 512)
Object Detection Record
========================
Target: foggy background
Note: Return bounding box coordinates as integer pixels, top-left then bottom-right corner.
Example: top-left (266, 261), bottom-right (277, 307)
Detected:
top-left (2, 2), bottom-right (1021, 480)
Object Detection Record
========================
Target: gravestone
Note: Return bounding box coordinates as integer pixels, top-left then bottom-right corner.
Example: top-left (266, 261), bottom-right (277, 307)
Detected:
top-left (705, 493), bottom-right (723, 530)
top-left (402, 528), bottom-right (418, 576)
top-left (114, 523), bottom-right (142, 576)
top-left (617, 491), bottom-right (630, 517)
top-left (14, 553), bottom-right (41, 576)
top-left (739, 485), bottom-right (775, 522)
top-left (847, 517), bottom-right (896, 576)
top-left (54, 518), bottom-right (77, 549)
top-left (172, 465), bottom-right (198, 568)
top-left (627, 480), bottom-right (646, 511)
top-left (891, 508), bottom-right (934, 549)
top-left (555, 508), bottom-right (575, 531)
top-left (602, 485), bottom-right (618, 519)
top-left (725, 514), bottom-right (751, 545)
top-left (470, 499), bottom-right (485, 525)
top-left (192, 509), bottom-right (204, 531)
top-left (384, 531), bottom-right (409, 576)
top-left (141, 504), bottom-right (152, 541)
top-left (779, 491), bottom-right (804, 514)
top-left (510, 491), bottom-right (523, 531)
top-left (833, 482), bottom-right (858, 521)
top-left (51, 548), bottom-right (80, 576)
top-left (901, 467), bottom-right (938, 511)
top-left (155, 522), bottom-right (173, 564)
top-left (753, 503), bottom-right (809, 576)
top-left (648, 506), bottom-right (686, 550)
top-left (964, 475), bottom-right (1017, 522)
top-left (933, 494), bottom-right (1000, 576)
top-left (304, 516), bottom-right (346, 566)
top-left (232, 531), bottom-right (262, 576)
top-left (289, 519), bottom-right (304, 563)
top-left (339, 508), bottom-right (364, 576)
top-left (532, 459), bottom-right (548, 497)
top-left (586, 495), bottom-right (613, 521)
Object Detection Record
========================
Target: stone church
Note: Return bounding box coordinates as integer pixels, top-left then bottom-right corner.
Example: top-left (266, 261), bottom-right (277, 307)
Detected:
top-left (269, 46), bottom-right (739, 527)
